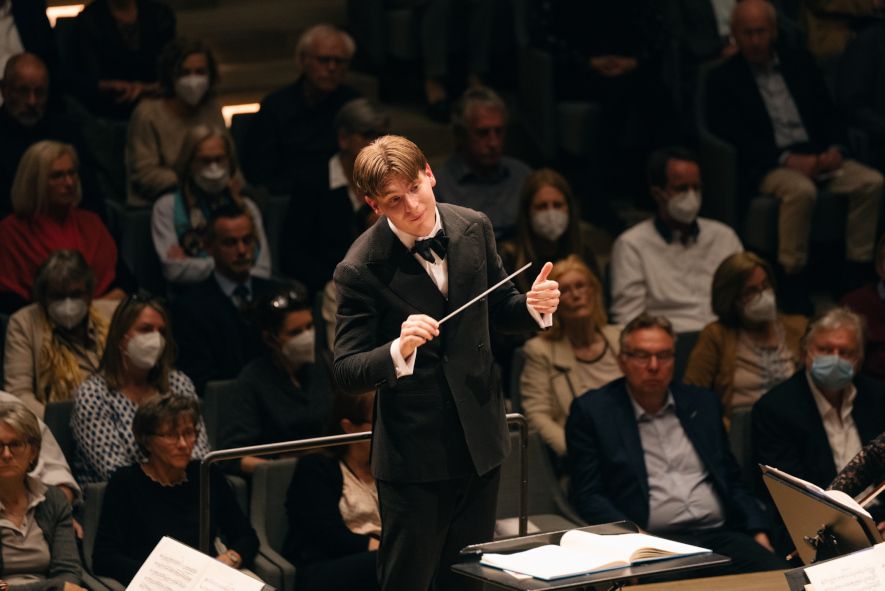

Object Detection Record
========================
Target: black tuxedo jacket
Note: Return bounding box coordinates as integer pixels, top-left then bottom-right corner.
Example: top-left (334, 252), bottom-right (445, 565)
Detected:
top-left (566, 378), bottom-right (768, 533)
top-left (333, 203), bottom-right (538, 482)
top-left (172, 275), bottom-right (279, 394)
top-left (752, 371), bottom-right (885, 491)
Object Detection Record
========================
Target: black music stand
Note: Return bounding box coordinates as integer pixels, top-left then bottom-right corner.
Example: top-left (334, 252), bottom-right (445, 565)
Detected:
top-left (452, 521), bottom-right (731, 590)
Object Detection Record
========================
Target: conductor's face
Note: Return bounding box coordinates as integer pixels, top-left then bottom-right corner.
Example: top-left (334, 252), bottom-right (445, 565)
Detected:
top-left (366, 164), bottom-right (438, 237)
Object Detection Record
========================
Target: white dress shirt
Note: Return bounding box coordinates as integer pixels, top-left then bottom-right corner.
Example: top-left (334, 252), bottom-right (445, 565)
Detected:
top-left (806, 371), bottom-right (862, 472)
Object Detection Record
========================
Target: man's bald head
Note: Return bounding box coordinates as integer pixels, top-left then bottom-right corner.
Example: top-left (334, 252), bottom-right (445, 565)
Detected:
top-left (1, 53), bottom-right (49, 127)
top-left (731, 0), bottom-right (778, 65)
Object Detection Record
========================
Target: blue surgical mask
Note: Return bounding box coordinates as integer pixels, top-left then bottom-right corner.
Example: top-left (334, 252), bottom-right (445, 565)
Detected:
top-left (810, 354), bottom-right (855, 391)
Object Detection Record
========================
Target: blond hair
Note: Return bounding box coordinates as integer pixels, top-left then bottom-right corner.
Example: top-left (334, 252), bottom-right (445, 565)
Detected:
top-left (38, 305), bottom-right (109, 403)
top-left (544, 255), bottom-right (608, 341)
top-left (11, 140), bottom-right (81, 217)
top-left (353, 135), bottom-right (428, 199)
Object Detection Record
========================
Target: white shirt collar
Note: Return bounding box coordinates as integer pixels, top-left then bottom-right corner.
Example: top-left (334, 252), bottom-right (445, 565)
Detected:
top-left (387, 207), bottom-right (442, 251)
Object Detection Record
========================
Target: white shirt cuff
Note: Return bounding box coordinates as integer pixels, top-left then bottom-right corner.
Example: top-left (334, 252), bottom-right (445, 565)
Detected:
top-left (526, 300), bottom-right (553, 329)
top-left (390, 338), bottom-right (417, 378)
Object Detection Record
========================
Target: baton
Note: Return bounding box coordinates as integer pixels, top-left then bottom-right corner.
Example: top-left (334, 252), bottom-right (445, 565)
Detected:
top-left (437, 262), bottom-right (533, 326)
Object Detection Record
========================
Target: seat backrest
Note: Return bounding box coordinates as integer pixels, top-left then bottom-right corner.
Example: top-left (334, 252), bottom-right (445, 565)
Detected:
top-left (105, 200), bottom-right (165, 296)
top-left (43, 401), bottom-right (76, 467)
top-left (509, 348), bottom-right (526, 414)
top-left (260, 194), bottom-right (291, 276)
top-left (674, 331), bottom-right (700, 384)
top-left (202, 379), bottom-right (238, 449)
top-left (497, 431), bottom-right (566, 519)
top-left (229, 113), bottom-right (256, 173)
top-left (250, 458), bottom-right (298, 552)
top-left (728, 406), bottom-right (755, 488)
top-left (81, 482), bottom-right (108, 573)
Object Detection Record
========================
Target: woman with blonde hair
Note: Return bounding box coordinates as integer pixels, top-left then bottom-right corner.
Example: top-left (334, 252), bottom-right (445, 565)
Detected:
top-left (520, 255), bottom-right (621, 457)
top-left (151, 124), bottom-right (270, 284)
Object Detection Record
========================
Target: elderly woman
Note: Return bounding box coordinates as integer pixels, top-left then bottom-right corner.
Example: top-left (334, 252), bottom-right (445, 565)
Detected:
top-left (520, 255), bottom-right (622, 457)
top-left (71, 294), bottom-right (209, 484)
top-left (284, 390), bottom-right (378, 591)
top-left (0, 401), bottom-right (85, 590)
top-left (684, 252), bottom-right (807, 418)
top-left (93, 395), bottom-right (258, 585)
top-left (4, 250), bottom-right (118, 417)
top-left (0, 141), bottom-right (127, 315)
top-left (150, 124), bottom-right (271, 284)
top-left (126, 38), bottom-right (226, 206)
top-left (219, 283), bottom-right (332, 475)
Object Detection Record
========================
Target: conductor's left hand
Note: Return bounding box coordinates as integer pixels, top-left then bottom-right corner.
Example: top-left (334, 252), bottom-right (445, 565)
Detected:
top-left (527, 261), bottom-right (560, 315)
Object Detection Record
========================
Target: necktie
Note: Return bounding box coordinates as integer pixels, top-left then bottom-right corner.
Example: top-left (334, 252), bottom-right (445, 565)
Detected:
top-left (232, 284), bottom-right (250, 309)
top-left (411, 230), bottom-right (448, 263)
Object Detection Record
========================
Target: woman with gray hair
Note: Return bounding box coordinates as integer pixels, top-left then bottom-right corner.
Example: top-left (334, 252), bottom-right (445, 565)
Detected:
top-left (0, 401), bottom-right (85, 590)
top-left (150, 124), bottom-right (270, 284)
top-left (4, 250), bottom-right (119, 417)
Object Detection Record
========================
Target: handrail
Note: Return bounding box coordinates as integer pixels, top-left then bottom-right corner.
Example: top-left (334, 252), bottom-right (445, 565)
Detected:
top-left (199, 413), bottom-right (529, 552)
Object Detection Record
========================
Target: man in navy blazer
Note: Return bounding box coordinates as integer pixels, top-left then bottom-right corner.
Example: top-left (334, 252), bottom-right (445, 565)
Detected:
top-left (566, 313), bottom-right (787, 575)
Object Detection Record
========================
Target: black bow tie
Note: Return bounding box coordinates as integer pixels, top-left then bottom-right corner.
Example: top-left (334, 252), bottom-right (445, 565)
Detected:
top-left (411, 230), bottom-right (448, 263)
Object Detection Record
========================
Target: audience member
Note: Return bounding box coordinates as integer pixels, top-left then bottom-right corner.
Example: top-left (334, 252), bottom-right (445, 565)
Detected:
top-left (499, 168), bottom-right (600, 293)
top-left (71, 294), bottom-right (209, 484)
top-left (172, 206), bottom-right (280, 394)
top-left (706, 0), bottom-right (883, 310)
top-left (0, 0), bottom-right (58, 94)
top-left (284, 389), bottom-right (378, 591)
top-left (93, 395), bottom-right (257, 586)
top-left (242, 24), bottom-right (360, 195)
top-left (4, 250), bottom-right (118, 417)
top-left (842, 235), bottom-right (885, 382)
top-left (434, 86), bottom-right (531, 240)
top-left (220, 283), bottom-right (332, 475)
top-left (126, 38), bottom-right (225, 206)
top-left (830, 431), bottom-right (885, 500)
top-left (566, 313), bottom-right (787, 576)
top-left (521, 256), bottom-right (621, 458)
top-left (0, 141), bottom-right (127, 315)
top-left (801, 0), bottom-right (883, 61)
top-left (0, 53), bottom-right (104, 220)
top-left (70, 0), bottom-right (176, 120)
top-left (151, 124), bottom-right (270, 285)
top-left (684, 252), bottom-right (807, 419)
top-left (0, 401), bottom-right (85, 590)
top-left (610, 147), bottom-right (742, 333)
top-left (279, 97), bottom-right (387, 295)
top-left (753, 307), bottom-right (885, 493)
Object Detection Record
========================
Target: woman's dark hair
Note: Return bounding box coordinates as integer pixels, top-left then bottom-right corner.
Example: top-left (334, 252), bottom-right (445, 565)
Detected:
top-left (132, 394), bottom-right (201, 456)
top-left (711, 251), bottom-right (777, 326)
top-left (157, 38), bottom-right (219, 98)
top-left (32, 249), bottom-right (95, 307)
top-left (327, 389), bottom-right (375, 458)
top-left (646, 146), bottom-right (699, 190)
top-left (254, 282), bottom-right (311, 334)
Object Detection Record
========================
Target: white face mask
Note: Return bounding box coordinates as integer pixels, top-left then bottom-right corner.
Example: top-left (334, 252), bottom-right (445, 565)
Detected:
top-left (530, 209), bottom-right (569, 242)
top-left (193, 162), bottom-right (230, 194)
top-left (47, 298), bottom-right (88, 330)
top-left (666, 189), bottom-right (701, 225)
top-left (741, 288), bottom-right (777, 324)
top-left (125, 332), bottom-right (165, 370)
top-left (281, 328), bottom-right (315, 368)
top-left (174, 74), bottom-right (210, 106)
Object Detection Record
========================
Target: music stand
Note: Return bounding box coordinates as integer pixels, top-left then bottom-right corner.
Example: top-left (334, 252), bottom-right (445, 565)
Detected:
top-left (761, 465), bottom-right (882, 565)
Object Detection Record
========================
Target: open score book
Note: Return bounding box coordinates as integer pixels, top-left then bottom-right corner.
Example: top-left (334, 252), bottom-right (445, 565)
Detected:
top-left (479, 530), bottom-right (710, 580)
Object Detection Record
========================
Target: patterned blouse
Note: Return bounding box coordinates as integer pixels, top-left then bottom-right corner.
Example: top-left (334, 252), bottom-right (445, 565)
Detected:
top-left (71, 371), bottom-right (210, 484)
top-left (829, 431), bottom-right (885, 496)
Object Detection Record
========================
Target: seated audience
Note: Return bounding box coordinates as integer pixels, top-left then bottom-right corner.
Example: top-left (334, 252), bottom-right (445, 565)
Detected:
top-left (0, 53), bottom-right (104, 220)
top-left (499, 168), bottom-right (600, 293)
top-left (172, 206), bottom-right (281, 394)
top-left (706, 0), bottom-right (883, 309)
top-left (0, 401), bottom-right (84, 590)
top-left (71, 294), bottom-right (209, 484)
top-left (521, 256), bottom-right (621, 458)
top-left (0, 0), bottom-right (58, 93)
top-left (220, 283), bottom-right (332, 475)
top-left (242, 24), bottom-right (360, 195)
top-left (93, 395), bottom-right (257, 585)
top-left (284, 390), bottom-right (378, 591)
top-left (151, 124), bottom-right (271, 285)
top-left (279, 97), bottom-right (387, 295)
top-left (830, 431), bottom-right (885, 500)
top-left (842, 235), bottom-right (885, 382)
top-left (752, 307), bottom-right (885, 490)
top-left (70, 0), bottom-right (176, 120)
top-left (0, 141), bottom-right (127, 315)
top-left (610, 147), bottom-right (743, 333)
top-left (801, 0), bottom-right (882, 61)
top-left (4, 250), bottom-right (118, 417)
top-left (434, 86), bottom-right (531, 240)
top-left (566, 313), bottom-right (787, 576)
top-left (684, 252), bottom-right (807, 418)
top-left (126, 38), bottom-right (225, 206)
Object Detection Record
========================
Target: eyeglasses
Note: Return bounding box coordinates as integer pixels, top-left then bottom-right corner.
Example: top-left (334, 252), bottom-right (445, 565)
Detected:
top-left (153, 428), bottom-right (200, 443)
top-left (308, 54), bottom-right (350, 67)
top-left (621, 350), bottom-right (676, 365)
top-left (738, 279), bottom-right (772, 303)
top-left (0, 440), bottom-right (30, 455)
top-left (48, 169), bottom-right (78, 182)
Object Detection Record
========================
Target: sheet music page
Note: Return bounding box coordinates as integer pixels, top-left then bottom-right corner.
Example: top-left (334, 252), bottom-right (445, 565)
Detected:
top-left (805, 544), bottom-right (885, 591)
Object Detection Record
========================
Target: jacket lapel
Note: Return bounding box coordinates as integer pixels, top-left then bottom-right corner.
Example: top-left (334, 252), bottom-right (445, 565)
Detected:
top-left (611, 383), bottom-right (649, 498)
top-left (439, 205), bottom-right (481, 316)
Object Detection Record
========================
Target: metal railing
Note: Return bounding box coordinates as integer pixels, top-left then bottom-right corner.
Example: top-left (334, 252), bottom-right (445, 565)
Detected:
top-left (199, 413), bottom-right (529, 552)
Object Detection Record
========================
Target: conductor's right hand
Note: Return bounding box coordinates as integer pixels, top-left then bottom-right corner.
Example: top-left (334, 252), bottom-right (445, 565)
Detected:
top-left (399, 314), bottom-right (439, 359)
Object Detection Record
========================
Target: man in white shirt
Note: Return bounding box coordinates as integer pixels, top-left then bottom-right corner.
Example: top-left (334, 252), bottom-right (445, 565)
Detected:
top-left (610, 146), bottom-right (743, 333)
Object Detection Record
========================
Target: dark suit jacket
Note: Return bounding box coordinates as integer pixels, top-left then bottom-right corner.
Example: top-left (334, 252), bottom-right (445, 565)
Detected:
top-left (172, 275), bottom-right (279, 394)
top-left (11, 0), bottom-right (58, 81)
top-left (752, 370), bottom-right (885, 492)
top-left (706, 48), bottom-right (847, 194)
top-left (566, 378), bottom-right (768, 533)
top-left (333, 203), bottom-right (539, 483)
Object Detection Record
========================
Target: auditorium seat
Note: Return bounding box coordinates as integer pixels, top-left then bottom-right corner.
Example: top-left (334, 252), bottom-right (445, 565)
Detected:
top-left (250, 458), bottom-right (298, 591)
top-left (81, 482), bottom-right (126, 591)
top-left (43, 400), bottom-right (76, 467)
